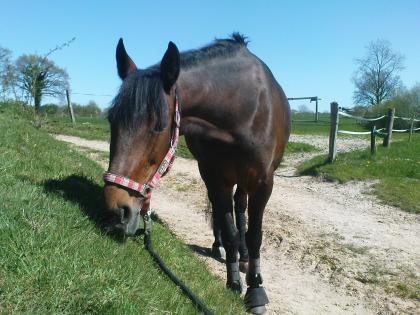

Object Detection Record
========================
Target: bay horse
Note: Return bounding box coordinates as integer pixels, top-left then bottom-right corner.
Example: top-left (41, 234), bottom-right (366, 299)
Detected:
top-left (103, 33), bottom-right (290, 313)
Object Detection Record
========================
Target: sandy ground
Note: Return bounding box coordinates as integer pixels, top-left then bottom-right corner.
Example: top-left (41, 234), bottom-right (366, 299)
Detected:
top-left (54, 134), bottom-right (420, 315)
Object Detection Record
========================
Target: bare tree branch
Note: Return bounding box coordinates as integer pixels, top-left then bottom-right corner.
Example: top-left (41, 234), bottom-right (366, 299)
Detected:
top-left (352, 39), bottom-right (405, 106)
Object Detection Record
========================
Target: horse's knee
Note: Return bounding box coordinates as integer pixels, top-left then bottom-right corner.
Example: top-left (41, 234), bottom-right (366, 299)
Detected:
top-left (221, 223), bottom-right (239, 249)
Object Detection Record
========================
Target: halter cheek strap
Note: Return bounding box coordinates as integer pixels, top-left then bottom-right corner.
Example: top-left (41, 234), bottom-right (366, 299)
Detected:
top-left (103, 94), bottom-right (180, 214)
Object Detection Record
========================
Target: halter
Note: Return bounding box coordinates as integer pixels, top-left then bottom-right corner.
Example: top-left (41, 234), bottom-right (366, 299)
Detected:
top-left (103, 93), bottom-right (180, 214)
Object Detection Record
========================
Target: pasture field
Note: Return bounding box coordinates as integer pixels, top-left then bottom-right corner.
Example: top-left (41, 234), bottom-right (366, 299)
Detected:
top-left (0, 105), bottom-right (244, 314)
top-left (41, 115), bottom-right (110, 141)
top-left (297, 137), bottom-right (420, 214)
top-left (291, 112), bottom-right (369, 135)
top-left (41, 111), bottom-right (340, 137)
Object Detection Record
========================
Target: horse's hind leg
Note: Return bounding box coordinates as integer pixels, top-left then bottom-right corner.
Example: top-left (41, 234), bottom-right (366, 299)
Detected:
top-left (234, 187), bottom-right (249, 273)
top-left (244, 176), bottom-right (273, 314)
top-left (208, 185), bottom-right (242, 293)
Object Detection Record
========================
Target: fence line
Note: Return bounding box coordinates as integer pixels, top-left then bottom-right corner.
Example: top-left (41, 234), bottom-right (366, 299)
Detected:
top-left (395, 116), bottom-right (420, 122)
top-left (392, 126), bottom-right (420, 133)
top-left (329, 103), bottom-right (419, 162)
top-left (337, 130), bottom-right (372, 135)
top-left (338, 111), bottom-right (386, 121)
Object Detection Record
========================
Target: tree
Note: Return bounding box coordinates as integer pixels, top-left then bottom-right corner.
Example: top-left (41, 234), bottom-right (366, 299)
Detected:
top-left (352, 39), bottom-right (405, 107)
top-left (298, 104), bottom-right (312, 113)
top-left (72, 100), bottom-right (102, 117)
top-left (15, 54), bottom-right (69, 112)
top-left (0, 46), bottom-right (16, 100)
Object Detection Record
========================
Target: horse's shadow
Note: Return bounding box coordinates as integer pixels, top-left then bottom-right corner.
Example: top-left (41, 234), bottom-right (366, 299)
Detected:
top-left (43, 175), bottom-right (128, 242)
top-left (43, 175), bottom-right (225, 263)
top-left (188, 244), bottom-right (225, 264)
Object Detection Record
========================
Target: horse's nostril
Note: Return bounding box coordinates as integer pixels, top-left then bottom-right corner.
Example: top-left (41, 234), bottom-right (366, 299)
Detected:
top-left (120, 205), bottom-right (131, 223)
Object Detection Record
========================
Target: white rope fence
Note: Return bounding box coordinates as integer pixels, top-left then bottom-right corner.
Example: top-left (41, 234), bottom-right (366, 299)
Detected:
top-left (338, 110), bottom-right (420, 134)
top-left (392, 126), bottom-right (420, 133)
top-left (338, 111), bottom-right (386, 121)
top-left (338, 128), bottom-right (386, 135)
top-left (329, 102), bottom-right (419, 162)
top-left (395, 116), bottom-right (420, 122)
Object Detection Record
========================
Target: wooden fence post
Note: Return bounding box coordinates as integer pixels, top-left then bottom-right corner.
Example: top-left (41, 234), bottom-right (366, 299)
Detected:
top-left (408, 117), bottom-right (414, 143)
top-left (328, 102), bottom-right (339, 162)
top-left (383, 108), bottom-right (395, 148)
top-left (371, 125), bottom-right (376, 154)
top-left (66, 89), bottom-right (76, 124)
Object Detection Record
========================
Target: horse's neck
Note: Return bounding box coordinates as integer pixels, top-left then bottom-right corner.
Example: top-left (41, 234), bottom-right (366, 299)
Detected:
top-left (176, 70), bottom-right (235, 143)
top-left (177, 70), bottom-right (210, 111)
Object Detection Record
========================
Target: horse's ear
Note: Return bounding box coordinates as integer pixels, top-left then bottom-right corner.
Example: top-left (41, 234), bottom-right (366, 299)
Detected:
top-left (116, 38), bottom-right (137, 80)
top-left (160, 41), bottom-right (180, 94)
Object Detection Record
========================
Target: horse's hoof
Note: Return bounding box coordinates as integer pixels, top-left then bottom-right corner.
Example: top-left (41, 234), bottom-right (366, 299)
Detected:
top-left (226, 279), bottom-right (243, 294)
top-left (244, 287), bottom-right (269, 314)
top-left (239, 261), bottom-right (248, 273)
top-left (247, 305), bottom-right (267, 314)
top-left (211, 245), bottom-right (222, 258)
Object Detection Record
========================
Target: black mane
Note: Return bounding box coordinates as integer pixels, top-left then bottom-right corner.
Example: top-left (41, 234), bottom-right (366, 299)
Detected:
top-left (108, 33), bottom-right (249, 131)
top-left (180, 32), bottom-right (249, 69)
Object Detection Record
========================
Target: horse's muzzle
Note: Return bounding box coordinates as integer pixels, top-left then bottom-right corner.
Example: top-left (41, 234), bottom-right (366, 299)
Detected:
top-left (103, 184), bottom-right (141, 236)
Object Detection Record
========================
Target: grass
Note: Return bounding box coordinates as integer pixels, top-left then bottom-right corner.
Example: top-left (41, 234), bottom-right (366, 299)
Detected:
top-left (355, 265), bottom-right (419, 300)
top-left (0, 105), bottom-right (244, 314)
top-left (286, 141), bottom-right (319, 154)
top-left (297, 137), bottom-right (420, 213)
top-left (40, 116), bottom-right (110, 141)
top-left (291, 112), bottom-right (369, 135)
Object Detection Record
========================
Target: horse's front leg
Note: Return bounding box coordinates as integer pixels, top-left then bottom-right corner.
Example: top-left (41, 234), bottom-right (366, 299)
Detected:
top-left (244, 176), bottom-right (273, 314)
top-left (208, 185), bottom-right (243, 294)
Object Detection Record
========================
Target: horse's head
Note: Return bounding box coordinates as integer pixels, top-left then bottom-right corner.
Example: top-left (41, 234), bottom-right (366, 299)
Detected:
top-left (103, 38), bottom-right (180, 236)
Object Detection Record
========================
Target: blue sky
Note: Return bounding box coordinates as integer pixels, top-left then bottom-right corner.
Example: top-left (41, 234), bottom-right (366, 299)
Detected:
top-left (1, 1), bottom-right (419, 111)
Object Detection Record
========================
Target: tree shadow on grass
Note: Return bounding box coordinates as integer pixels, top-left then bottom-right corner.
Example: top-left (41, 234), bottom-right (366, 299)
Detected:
top-left (43, 175), bottom-right (127, 242)
top-left (297, 156), bottom-right (330, 177)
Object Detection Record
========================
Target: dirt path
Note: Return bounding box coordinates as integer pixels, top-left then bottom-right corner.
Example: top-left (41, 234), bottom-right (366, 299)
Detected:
top-left (54, 134), bottom-right (420, 315)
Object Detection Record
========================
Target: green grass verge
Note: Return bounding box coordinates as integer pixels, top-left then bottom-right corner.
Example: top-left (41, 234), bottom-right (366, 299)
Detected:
top-left (297, 138), bottom-right (420, 213)
top-left (286, 141), bottom-right (319, 154)
top-left (41, 116), bottom-right (110, 141)
top-left (0, 106), bottom-right (244, 314)
top-left (177, 136), bottom-right (194, 159)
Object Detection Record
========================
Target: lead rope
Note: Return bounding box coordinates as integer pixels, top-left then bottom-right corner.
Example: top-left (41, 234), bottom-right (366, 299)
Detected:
top-left (142, 211), bottom-right (214, 315)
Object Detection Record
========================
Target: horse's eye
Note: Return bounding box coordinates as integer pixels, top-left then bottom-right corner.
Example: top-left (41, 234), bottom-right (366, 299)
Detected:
top-left (149, 159), bottom-right (156, 165)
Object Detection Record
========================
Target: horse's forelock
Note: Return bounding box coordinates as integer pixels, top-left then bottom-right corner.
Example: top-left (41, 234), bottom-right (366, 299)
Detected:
top-left (108, 70), bottom-right (168, 132)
